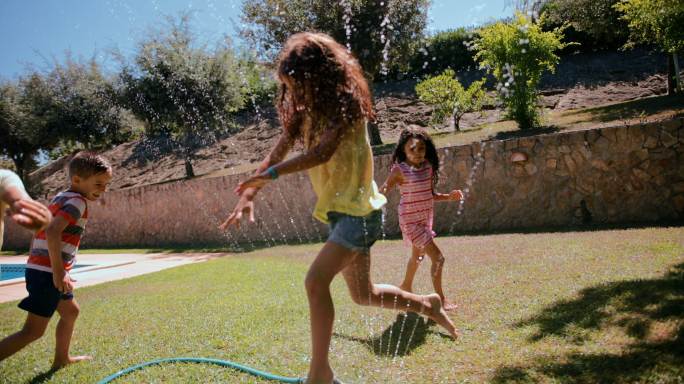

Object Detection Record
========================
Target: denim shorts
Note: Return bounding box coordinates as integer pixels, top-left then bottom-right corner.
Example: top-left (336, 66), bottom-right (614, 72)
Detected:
top-left (327, 210), bottom-right (383, 253)
top-left (18, 268), bottom-right (74, 318)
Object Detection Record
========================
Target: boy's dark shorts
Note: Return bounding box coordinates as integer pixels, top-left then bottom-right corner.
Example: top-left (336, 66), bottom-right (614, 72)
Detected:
top-left (18, 268), bottom-right (74, 318)
top-left (327, 210), bottom-right (383, 253)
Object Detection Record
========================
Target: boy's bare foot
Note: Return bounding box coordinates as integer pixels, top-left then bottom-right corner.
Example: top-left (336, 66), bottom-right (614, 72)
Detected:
top-left (51, 355), bottom-right (92, 369)
top-left (425, 294), bottom-right (459, 339)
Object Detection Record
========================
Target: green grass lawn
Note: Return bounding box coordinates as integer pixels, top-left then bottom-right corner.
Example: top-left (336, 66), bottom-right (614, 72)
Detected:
top-left (1, 226), bottom-right (683, 383)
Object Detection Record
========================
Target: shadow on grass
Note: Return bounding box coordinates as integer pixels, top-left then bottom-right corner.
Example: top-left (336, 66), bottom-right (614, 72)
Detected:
top-left (334, 312), bottom-right (447, 357)
top-left (563, 94), bottom-right (684, 124)
top-left (28, 368), bottom-right (58, 384)
top-left (491, 262), bottom-right (684, 383)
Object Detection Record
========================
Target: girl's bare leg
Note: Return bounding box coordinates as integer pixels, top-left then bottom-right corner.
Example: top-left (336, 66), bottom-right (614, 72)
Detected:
top-left (341, 247), bottom-right (458, 338)
top-left (52, 299), bottom-right (91, 369)
top-left (304, 241), bottom-right (358, 384)
top-left (423, 241), bottom-right (458, 311)
top-left (399, 245), bottom-right (423, 292)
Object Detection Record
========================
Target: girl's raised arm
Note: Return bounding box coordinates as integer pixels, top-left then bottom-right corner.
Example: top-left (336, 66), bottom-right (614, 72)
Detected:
top-left (233, 120), bottom-right (344, 195)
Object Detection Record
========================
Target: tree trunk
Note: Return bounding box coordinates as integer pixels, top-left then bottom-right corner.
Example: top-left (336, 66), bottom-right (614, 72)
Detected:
top-left (453, 113), bottom-right (461, 132)
top-left (673, 53), bottom-right (682, 94)
top-left (11, 155), bottom-right (26, 181)
top-left (668, 54), bottom-right (676, 96)
top-left (184, 157), bottom-right (195, 179)
top-left (367, 120), bottom-right (383, 146)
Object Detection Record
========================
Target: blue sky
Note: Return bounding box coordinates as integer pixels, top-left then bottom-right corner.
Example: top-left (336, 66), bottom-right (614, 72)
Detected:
top-left (0, 0), bottom-right (513, 79)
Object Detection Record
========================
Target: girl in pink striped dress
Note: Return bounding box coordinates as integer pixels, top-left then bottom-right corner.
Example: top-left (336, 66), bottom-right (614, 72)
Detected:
top-left (381, 128), bottom-right (463, 311)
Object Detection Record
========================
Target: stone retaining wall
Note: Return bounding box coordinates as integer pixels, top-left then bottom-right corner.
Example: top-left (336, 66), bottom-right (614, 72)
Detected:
top-left (4, 118), bottom-right (683, 249)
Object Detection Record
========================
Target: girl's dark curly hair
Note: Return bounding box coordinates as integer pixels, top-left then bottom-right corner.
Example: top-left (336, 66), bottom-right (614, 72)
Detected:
top-left (391, 127), bottom-right (440, 188)
top-left (276, 32), bottom-right (375, 147)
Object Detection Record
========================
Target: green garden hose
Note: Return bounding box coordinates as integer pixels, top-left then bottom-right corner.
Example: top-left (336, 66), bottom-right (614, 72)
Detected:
top-left (97, 357), bottom-right (304, 383)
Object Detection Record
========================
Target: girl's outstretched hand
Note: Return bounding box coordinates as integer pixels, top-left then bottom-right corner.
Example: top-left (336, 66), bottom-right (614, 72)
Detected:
top-left (219, 195), bottom-right (255, 230)
top-left (234, 174), bottom-right (271, 195)
top-left (448, 189), bottom-right (464, 201)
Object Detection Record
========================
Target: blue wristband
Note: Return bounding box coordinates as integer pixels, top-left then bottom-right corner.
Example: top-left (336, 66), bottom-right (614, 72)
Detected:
top-left (266, 166), bottom-right (278, 180)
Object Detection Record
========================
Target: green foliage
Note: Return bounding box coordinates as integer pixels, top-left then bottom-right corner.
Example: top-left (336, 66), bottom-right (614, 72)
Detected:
top-left (239, 0), bottom-right (429, 79)
top-left (539, 0), bottom-right (629, 52)
top-left (473, 12), bottom-right (567, 129)
top-left (614, 0), bottom-right (684, 54)
top-left (0, 57), bottom-right (132, 180)
top-left (120, 15), bottom-right (245, 137)
top-left (408, 28), bottom-right (477, 77)
top-left (118, 14), bottom-right (250, 176)
top-left (415, 69), bottom-right (487, 131)
top-left (237, 52), bottom-right (278, 110)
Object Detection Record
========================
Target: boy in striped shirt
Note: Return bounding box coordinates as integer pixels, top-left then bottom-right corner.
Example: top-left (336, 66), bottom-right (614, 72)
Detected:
top-left (0, 152), bottom-right (112, 369)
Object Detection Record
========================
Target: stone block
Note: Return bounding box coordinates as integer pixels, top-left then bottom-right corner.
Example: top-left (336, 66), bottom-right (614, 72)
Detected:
top-left (504, 139), bottom-right (518, 151)
top-left (661, 131), bottom-right (678, 148)
top-left (643, 136), bottom-right (659, 149)
top-left (602, 128), bottom-right (618, 142)
top-left (585, 129), bottom-right (601, 144)
top-left (591, 159), bottom-right (610, 172)
top-left (512, 164), bottom-right (527, 178)
top-left (594, 136), bottom-right (611, 149)
top-left (615, 127), bottom-right (628, 143)
top-left (628, 149), bottom-right (649, 167)
top-left (546, 158), bottom-right (558, 169)
top-left (571, 150), bottom-right (585, 166)
top-left (525, 163), bottom-right (538, 175)
top-left (632, 168), bottom-right (651, 181)
top-left (564, 154), bottom-right (577, 175)
top-left (519, 137), bottom-right (536, 148)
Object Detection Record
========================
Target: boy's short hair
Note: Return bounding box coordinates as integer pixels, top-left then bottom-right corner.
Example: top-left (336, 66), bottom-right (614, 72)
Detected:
top-left (68, 152), bottom-right (111, 179)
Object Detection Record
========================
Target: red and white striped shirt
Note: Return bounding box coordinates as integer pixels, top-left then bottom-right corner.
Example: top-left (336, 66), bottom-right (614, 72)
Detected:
top-left (27, 191), bottom-right (88, 273)
top-left (394, 161), bottom-right (436, 247)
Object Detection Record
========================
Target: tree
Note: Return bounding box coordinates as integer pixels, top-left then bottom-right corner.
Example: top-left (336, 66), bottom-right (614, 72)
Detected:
top-left (614, 0), bottom-right (684, 94)
top-left (118, 14), bottom-right (247, 178)
top-left (473, 12), bottom-right (568, 129)
top-left (0, 57), bottom-right (131, 183)
top-left (415, 70), bottom-right (488, 131)
top-left (240, 0), bottom-right (429, 79)
top-left (539, 0), bottom-right (629, 51)
top-left (240, 0), bottom-right (430, 145)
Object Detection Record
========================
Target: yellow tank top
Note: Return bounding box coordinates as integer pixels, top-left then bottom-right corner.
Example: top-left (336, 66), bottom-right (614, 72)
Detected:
top-left (306, 119), bottom-right (387, 223)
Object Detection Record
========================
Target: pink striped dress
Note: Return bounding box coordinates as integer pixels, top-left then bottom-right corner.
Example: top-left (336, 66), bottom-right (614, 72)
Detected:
top-left (394, 161), bottom-right (436, 248)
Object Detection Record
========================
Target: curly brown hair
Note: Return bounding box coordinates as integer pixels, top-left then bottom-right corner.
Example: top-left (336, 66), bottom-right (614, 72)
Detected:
top-left (391, 127), bottom-right (440, 188)
top-left (276, 32), bottom-right (375, 147)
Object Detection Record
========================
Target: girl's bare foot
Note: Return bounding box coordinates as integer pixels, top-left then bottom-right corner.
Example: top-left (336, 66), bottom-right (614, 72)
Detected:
top-left (399, 283), bottom-right (413, 293)
top-left (442, 299), bottom-right (458, 312)
top-left (425, 294), bottom-right (459, 339)
top-left (51, 355), bottom-right (92, 369)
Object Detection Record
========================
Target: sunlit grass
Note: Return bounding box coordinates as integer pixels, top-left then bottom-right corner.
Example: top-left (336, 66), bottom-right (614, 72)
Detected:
top-left (1, 226), bottom-right (682, 383)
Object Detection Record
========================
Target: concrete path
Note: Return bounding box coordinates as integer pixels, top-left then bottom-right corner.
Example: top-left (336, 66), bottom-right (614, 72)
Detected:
top-left (0, 252), bottom-right (227, 303)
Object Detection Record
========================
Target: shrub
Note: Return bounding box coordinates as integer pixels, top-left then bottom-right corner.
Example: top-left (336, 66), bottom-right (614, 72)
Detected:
top-left (473, 12), bottom-right (568, 129)
top-left (415, 69), bottom-right (488, 131)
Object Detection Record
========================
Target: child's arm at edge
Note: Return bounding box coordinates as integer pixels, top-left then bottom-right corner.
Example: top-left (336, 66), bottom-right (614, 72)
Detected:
top-left (380, 166), bottom-right (402, 196)
top-left (45, 216), bottom-right (72, 293)
top-left (433, 189), bottom-right (464, 202)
